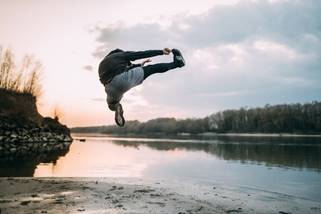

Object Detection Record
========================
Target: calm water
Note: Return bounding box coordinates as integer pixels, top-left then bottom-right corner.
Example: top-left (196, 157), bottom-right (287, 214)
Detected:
top-left (3, 134), bottom-right (321, 201)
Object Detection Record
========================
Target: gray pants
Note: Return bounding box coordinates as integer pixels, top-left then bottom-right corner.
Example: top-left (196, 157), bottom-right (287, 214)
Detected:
top-left (104, 67), bottom-right (144, 109)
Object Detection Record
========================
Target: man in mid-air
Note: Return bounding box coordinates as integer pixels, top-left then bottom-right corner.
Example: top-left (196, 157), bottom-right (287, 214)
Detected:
top-left (98, 48), bottom-right (185, 127)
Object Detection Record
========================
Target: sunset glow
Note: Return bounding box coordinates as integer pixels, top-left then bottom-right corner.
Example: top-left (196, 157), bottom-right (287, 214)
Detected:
top-left (1, 0), bottom-right (320, 127)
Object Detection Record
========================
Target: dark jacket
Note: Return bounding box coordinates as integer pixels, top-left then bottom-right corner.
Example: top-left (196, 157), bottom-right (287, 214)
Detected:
top-left (98, 50), bottom-right (164, 84)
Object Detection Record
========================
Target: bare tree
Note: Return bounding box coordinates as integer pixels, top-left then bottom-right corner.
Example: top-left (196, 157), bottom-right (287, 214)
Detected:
top-left (53, 106), bottom-right (62, 122)
top-left (0, 47), bottom-right (42, 99)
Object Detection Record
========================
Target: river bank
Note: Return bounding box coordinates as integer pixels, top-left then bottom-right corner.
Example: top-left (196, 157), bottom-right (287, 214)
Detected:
top-left (0, 119), bottom-right (72, 160)
top-left (0, 89), bottom-right (73, 160)
top-left (0, 178), bottom-right (320, 214)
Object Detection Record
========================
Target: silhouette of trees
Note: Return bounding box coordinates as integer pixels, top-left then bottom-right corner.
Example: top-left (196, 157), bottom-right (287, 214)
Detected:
top-left (0, 47), bottom-right (42, 98)
top-left (208, 102), bottom-right (321, 133)
top-left (72, 102), bottom-right (321, 134)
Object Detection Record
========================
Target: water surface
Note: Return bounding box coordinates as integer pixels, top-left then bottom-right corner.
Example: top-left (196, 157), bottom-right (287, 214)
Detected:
top-left (2, 133), bottom-right (321, 202)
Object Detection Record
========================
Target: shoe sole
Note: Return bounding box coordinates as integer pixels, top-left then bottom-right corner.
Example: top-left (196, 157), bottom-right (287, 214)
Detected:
top-left (115, 104), bottom-right (125, 127)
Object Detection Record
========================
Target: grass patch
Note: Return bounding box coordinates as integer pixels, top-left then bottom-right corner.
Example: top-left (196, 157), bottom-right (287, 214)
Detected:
top-left (0, 47), bottom-right (42, 99)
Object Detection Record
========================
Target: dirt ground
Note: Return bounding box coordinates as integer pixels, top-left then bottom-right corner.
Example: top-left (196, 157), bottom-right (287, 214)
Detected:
top-left (0, 178), bottom-right (320, 214)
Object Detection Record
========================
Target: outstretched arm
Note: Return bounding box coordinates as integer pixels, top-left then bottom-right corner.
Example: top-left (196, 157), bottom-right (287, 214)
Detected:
top-left (122, 48), bottom-right (171, 61)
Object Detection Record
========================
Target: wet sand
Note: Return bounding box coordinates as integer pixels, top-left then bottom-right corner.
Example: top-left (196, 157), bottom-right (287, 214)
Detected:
top-left (0, 178), bottom-right (320, 214)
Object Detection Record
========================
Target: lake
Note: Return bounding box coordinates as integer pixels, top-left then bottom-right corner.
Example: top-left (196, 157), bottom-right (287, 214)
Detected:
top-left (3, 133), bottom-right (321, 203)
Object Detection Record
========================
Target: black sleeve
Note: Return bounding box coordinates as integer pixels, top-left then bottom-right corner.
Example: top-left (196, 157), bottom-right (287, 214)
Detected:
top-left (122, 50), bottom-right (163, 61)
top-left (127, 63), bottom-right (141, 69)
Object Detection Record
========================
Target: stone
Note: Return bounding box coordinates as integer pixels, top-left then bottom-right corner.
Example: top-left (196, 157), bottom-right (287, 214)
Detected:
top-left (64, 136), bottom-right (72, 142)
top-left (10, 148), bottom-right (17, 153)
top-left (10, 134), bottom-right (18, 138)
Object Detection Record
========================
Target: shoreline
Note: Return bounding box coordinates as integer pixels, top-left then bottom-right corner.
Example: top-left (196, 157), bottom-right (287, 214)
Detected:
top-left (71, 132), bottom-right (321, 139)
top-left (1, 178), bottom-right (320, 214)
top-left (201, 132), bottom-right (321, 138)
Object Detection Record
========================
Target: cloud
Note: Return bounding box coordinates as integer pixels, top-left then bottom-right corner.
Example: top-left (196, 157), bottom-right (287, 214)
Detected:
top-left (92, 98), bottom-right (105, 102)
top-left (83, 65), bottom-right (94, 71)
top-left (92, 0), bottom-right (321, 119)
top-left (178, 0), bottom-right (321, 49)
top-left (93, 23), bottom-right (171, 58)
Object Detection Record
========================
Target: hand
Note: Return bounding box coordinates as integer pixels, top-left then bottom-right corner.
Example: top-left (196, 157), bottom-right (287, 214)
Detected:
top-left (163, 48), bottom-right (171, 55)
top-left (141, 59), bottom-right (152, 66)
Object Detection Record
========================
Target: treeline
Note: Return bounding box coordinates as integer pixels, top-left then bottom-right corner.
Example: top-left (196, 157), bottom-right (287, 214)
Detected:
top-left (72, 101), bottom-right (321, 134)
top-left (72, 118), bottom-right (209, 135)
top-left (209, 102), bottom-right (321, 133)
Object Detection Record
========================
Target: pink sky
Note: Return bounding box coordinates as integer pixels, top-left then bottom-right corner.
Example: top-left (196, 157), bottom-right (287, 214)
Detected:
top-left (0, 0), bottom-right (238, 126)
top-left (1, 0), bottom-right (320, 127)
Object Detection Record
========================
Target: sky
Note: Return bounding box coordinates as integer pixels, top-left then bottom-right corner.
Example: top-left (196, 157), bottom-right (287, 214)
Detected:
top-left (1, 0), bottom-right (320, 127)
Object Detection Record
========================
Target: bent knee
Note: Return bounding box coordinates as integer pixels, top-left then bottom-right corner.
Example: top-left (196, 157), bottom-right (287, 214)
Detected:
top-left (108, 103), bottom-right (117, 111)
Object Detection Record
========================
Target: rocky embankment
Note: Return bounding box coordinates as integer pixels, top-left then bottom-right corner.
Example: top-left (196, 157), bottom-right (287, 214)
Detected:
top-left (0, 118), bottom-right (72, 160)
top-left (0, 89), bottom-right (73, 161)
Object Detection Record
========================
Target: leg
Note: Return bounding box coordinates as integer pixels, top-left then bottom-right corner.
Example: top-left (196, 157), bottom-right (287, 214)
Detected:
top-left (105, 67), bottom-right (145, 127)
top-left (114, 103), bottom-right (125, 127)
top-left (107, 95), bottom-right (122, 111)
top-left (108, 101), bottom-right (117, 111)
top-left (106, 90), bottom-right (125, 126)
top-left (143, 49), bottom-right (186, 80)
top-left (143, 62), bottom-right (177, 80)
top-left (107, 98), bottom-right (125, 126)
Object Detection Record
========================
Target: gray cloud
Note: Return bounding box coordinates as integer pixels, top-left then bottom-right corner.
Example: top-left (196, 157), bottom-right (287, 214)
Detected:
top-left (179, 0), bottom-right (321, 48)
top-left (92, 0), bottom-right (321, 117)
top-left (93, 23), bottom-right (170, 58)
top-left (94, 0), bottom-right (321, 52)
top-left (83, 65), bottom-right (94, 71)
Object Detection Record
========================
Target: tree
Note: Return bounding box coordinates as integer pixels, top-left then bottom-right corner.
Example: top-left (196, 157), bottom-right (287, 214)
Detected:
top-left (0, 47), bottom-right (42, 98)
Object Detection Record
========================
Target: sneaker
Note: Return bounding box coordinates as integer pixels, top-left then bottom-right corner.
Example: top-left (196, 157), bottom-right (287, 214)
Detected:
top-left (115, 103), bottom-right (125, 127)
top-left (172, 49), bottom-right (185, 67)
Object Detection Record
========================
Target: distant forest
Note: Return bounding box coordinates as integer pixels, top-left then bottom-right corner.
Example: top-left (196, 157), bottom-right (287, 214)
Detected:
top-left (72, 102), bottom-right (321, 134)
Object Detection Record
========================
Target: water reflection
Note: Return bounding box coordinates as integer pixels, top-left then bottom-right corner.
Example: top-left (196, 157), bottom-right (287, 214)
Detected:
top-left (1, 135), bottom-right (320, 202)
top-left (1, 135), bottom-right (321, 177)
top-left (0, 145), bottom-right (71, 177)
top-left (111, 139), bottom-right (321, 171)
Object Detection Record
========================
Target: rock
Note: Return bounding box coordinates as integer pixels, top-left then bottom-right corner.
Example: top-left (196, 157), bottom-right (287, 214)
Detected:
top-left (112, 199), bottom-right (119, 204)
top-left (10, 148), bottom-right (17, 153)
top-left (20, 201), bottom-right (31, 206)
top-left (64, 136), bottom-right (72, 142)
top-left (0, 118), bottom-right (72, 160)
top-left (53, 199), bottom-right (64, 204)
top-left (115, 204), bottom-right (123, 208)
top-left (10, 134), bottom-right (18, 138)
top-left (0, 199), bottom-right (12, 203)
top-left (134, 189), bottom-right (155, 193)
top-left (226, 208), bottom-right (243, 213)
top-left (110, 186), bottom-right (117, 191)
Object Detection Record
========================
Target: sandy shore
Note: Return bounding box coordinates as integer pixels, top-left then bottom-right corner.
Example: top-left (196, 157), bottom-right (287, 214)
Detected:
top-left (0, 178), bottom-right (320, 214)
